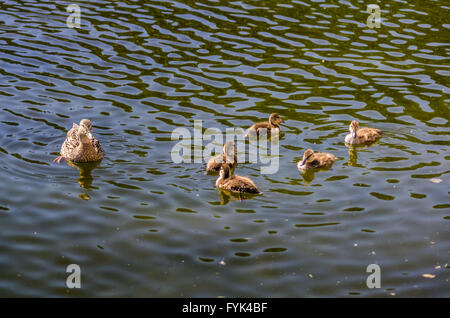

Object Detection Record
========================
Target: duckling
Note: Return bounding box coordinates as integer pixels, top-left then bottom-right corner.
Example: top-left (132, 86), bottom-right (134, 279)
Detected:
top-left (206, 141), bottom-right (237, 173)
top-left (345, 120), bottom-right (382, 145)
top-left (245, 113), bottom-right (284, 138)
top-left (216, 164), bottom-right (261, 194)
top-left (53, 119), bottom-right (104, 163)
top-left (297, 149), bottom-right (338, 170)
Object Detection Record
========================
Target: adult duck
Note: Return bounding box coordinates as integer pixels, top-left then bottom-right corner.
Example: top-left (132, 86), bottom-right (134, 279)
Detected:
top-left (54, 119), bottom-right (104, 163)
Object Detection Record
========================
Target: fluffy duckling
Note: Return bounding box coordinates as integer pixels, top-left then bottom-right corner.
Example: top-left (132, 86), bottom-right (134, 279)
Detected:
top-left (297, 149), bottom-right (338, 170)
top-left (216, 164), bottom-right (261, 194)
top-left (345, 120), bottom-right (382, 145)
top-left (206, 141), bottom-right (237, 173)
top-left (245, 113), bottom-right (284, 138)
top-left (54, 119), bottom-right (104, 163)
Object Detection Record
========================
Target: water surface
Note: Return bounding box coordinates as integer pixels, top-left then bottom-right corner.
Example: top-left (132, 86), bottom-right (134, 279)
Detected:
top-left (0, 0), bottom-right (449, 297)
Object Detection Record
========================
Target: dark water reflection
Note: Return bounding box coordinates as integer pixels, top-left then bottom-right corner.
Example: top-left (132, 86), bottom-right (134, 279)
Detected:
top-left (0, 0), bottom-right (448, 297)
top-left (66, 160), bottom-right (102, 191)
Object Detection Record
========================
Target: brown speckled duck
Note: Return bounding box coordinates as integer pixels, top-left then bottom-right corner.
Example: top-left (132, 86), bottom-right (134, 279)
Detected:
top-left (297, 149), bottom-right (338, 170)
top-left (245, 113), bottom-right (284, 138)
top-left (54, 119), bottom-right (104, 163)
top-left (216, 164), bottom-right (261, 194)
top-left (206, 141), bottom-right (237, 173)
top-left (345, 120), bottom-right (382, 145)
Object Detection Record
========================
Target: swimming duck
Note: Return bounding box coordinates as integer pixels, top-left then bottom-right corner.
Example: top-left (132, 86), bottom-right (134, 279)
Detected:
top-left (297, 149), bottom-right (338, 170)
top-left (245, 113), bottom-right (284, 138)
top-left (206, 141), bottom-right (237, 173)
top-left (345, 120), bottom-right (382, 145)
top-left (216, 164), bottom-right (261, 194)
top-left (53, 119), bottom-right (104, 163)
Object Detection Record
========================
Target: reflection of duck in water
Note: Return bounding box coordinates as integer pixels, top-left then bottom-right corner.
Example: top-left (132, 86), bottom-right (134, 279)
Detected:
top-left (300, 169), bottom-right (316, 185)
top-left (206, 141), bottom-right (237, 173)
top-left (217, 188), bottom-right (252, 205)
top-left (66, 160), bottom-right (101, 190)
top-left (216, 164), bottom-right (261, 194)
top-left (245, 113), bottom-right (284, 138)
top-left (347, 146), bottom-right (358, 167)
top-left (345, 120), bottom-right (382, 145)
top-left (54, 119), bottom-right (104, 163)
top-left (297, 149), bottom-right (338, 171)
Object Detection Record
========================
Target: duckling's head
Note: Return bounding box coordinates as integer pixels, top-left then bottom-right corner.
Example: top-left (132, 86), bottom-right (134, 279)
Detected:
top-left (300, 149), bottom-right (315, 166)
top-left (219, 163), bottom-right (231, 180)
top-left (349, 120), bottom-right (360, 139)
top-left (269, 113), bottom-right (284, 125)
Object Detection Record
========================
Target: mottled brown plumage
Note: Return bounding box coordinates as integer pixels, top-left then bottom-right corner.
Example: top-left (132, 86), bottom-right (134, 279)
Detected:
top-left (297, 149), bottom-right (338, 170)
top-left (216, 164), bottom-right (261, 194)
top-left (345, 120), bottom-right (382, 145)
top-left (54, 119), bottom-right (104, 163)
top-left (245, 113), bottom-right (284, 138)
top-left (206, 141), bottom-right (237, 173)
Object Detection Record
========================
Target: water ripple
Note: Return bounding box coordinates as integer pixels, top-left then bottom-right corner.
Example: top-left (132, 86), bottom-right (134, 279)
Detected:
top-left (0, 0), bottom-right (448, 297)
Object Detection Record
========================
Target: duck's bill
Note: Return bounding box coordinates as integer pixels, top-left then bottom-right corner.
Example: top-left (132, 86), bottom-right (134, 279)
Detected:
top-left (87, 132), bottom-right (94, 139)
top-left (301, 153), bottom-right (313, 166)
top-left (353, 131), bottom-right (357, 138)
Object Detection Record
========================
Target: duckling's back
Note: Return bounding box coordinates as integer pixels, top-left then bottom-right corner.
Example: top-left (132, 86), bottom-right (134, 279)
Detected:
top-left (223, 175), bottom-right (261, 194)
top-left (359, 127), bottom-right (383, 143)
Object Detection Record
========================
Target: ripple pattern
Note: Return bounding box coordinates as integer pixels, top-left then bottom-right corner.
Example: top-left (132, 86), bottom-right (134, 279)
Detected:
top-left (0, 0), bottom-right (449, 297)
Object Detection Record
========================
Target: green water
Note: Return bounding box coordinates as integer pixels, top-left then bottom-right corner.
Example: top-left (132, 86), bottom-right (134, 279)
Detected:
top-left (0, 0), bottom-right (448, 297)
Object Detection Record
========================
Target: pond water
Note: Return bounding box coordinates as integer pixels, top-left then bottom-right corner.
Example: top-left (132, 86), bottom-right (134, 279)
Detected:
top-left (0, 0), bottom-right (448, 297)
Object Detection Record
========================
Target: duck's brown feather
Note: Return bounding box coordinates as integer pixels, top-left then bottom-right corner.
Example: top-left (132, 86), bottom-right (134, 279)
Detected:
top-left (206, 154), bottom-right (237, 172)
top-left (298, 152), bottom-right (337, 170)
top-left (246, 122), bottom-right (280, 137)
top-left (358, 127), bottom-right (382, 141)
top-left (60, 124), bottom-right (104, 163)
top-left (60, 124), bottom-right (80, 160)
top-left (346, 127), bottom-right (382, 145)
top-left (219, 175), bottom-right (261, 194)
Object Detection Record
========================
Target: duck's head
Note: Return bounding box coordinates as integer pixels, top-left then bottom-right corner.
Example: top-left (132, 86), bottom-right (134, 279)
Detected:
top-left (349, 120), bottom-right (360, 139)
top-left (269, 113), bottom-right (284, 126)
top-left (300, 149), bottom-right (315, 166)
top-left (80, 119), bottom-right (93, 139)
top-left (219, 163), bottom-right (231, 180)
top-left (77, 125), bottom-right (92, 144)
